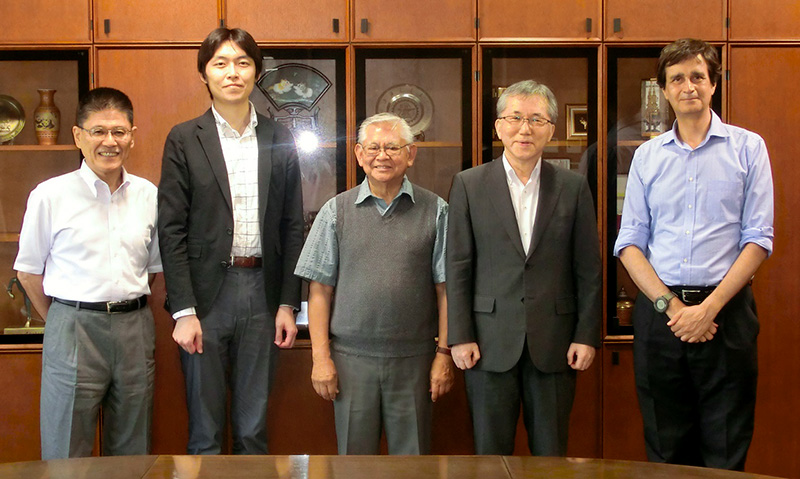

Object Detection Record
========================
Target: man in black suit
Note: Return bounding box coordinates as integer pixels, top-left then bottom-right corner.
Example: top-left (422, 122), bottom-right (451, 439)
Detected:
top-left (158, 28), bottom-right (304, 455)
top-left (447, 80), bottom-right (601, 455)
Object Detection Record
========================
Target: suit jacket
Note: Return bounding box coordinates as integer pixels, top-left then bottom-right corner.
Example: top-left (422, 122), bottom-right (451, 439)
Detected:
top-left (157, 109), bottom-right (304, 319)
top-left (446, 158), bottom-right (601, 373)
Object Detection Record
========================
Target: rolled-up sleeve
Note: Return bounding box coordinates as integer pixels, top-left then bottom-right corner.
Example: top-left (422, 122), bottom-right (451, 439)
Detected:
top-left (739, 135), bottom-right (774, 256)
top-left (614, 151), bottom-right (651, 257)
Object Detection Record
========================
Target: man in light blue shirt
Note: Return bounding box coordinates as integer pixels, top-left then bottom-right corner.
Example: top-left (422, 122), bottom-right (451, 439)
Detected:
top-left (615, 39), bottom-right (773, 471)
top-left (295, 112), bottom-right (453, 455)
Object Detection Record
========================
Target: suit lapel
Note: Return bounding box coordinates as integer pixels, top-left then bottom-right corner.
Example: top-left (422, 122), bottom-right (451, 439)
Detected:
top-left (196, 110), bottom-right (233, 213)
top-left (256, 116), bottom-right (274, 230)
top-left (486, 158), bottom-right (526, 259)
top-left (527, 161), bottom-right (562, 260)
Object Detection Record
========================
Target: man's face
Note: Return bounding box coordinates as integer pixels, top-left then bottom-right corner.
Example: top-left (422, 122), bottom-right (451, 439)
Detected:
top-left (355, 122), bottom-right (416, 188)
top-left (72, 108), bottom-right (135, 182)
top-left (662, 54), bottom-right (717, 118)
top-left (202, 41), bottom-right (256, 106)
top-left (495, 94), bottom-right (555, 165)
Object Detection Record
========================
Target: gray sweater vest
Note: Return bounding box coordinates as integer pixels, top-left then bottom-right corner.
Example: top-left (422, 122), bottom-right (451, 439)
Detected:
top-left (330, 185), bottom-right (440, 357)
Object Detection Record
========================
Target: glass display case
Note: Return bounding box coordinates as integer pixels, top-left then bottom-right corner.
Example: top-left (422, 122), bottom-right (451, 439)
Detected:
top-left (252, 48), bottom-right (347, 238)
top-left (0, 50), bottom-right (89, 343)
top-left (605, 46), bottom-right (722, 336)
top-left (481, 46), bottom-right (598, 201)
top-left (355, 48), bottom-right (473, 201)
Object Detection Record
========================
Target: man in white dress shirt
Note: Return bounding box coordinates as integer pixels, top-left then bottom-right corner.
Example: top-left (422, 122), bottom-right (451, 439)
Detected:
top-left (14, 87), bottom-right (162, 459)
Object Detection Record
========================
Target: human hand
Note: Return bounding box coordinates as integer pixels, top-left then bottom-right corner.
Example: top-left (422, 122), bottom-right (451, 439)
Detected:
top-left (173, 314), bottom-right (203, 354)
top-left (430, 352), bottom-right (455, 402)
top-left (311, 356), bottom-right (339, 401)
top-left (452, 342), bottom-right (481, 370)
top-left (567, 343), bottom-right (595, 371)
top-left (274, 305), bottom-right (298, 348)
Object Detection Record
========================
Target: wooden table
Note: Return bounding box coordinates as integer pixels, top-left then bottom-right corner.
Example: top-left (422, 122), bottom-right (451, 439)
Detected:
top-left (0, 455), bottom-right (785, 479)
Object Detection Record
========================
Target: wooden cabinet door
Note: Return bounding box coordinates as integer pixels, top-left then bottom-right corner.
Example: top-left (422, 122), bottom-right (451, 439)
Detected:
top-left (730, 0), bottom-right (800, 39)
top-left (96, 48), bottom-right (209, 185)
top-left (605, 0), bottom-right (725, 41)
top-left (94, 0), bottom-right (218, 42)
top-left (2, 0), bottom-right (90, 43)
top-left (352, 0), bottom-right (476, 42)
top-left (478, 0), bottom-right (601, 41)
top-left (602, 344), bottom-right (647, 461)
top-left (0, 349), bottom-right (42, 462)
top-left (227, 0), bottom-right (348, 42)
top-left (729, 46), bottom-right (800, 479)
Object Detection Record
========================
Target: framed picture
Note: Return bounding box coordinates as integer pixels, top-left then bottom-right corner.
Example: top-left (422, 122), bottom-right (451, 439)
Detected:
top-left (566, 104), bottom-right (588, 140)
top-left (545, 158), bottom-right (571, 170)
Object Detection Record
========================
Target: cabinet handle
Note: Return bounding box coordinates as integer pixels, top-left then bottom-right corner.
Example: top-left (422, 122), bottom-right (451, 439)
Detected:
top-left (585, 17), bottom-right (592, 33)
top-left (611, 351), bottom-right (620, 365)
top-left (104, 19), bottom-right (110, 35)
top-left (613, 18), bottom-right (621, 33)
top-left (360, 18), bottom-right (369, 34)
top-left (332, 18), bottom-right (339, 33)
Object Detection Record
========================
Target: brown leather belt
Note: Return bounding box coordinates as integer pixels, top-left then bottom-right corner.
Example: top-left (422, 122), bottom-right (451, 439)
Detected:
top-left (230, 256), bottom-right (262, 268)
top-left (54, 296), bottom-right (147, 314)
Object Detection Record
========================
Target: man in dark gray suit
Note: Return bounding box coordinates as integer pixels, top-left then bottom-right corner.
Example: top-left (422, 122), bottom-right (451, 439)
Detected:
top-left (158, 28), bottom-right (304, 454)
top-left (447, 80), bottom-right (601, 455)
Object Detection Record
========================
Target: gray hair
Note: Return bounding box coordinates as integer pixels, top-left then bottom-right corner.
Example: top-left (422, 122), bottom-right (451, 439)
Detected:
top-left (357, 112), bottom-right (413, 145)
top-left (496, 80), bottom-right (558, 124)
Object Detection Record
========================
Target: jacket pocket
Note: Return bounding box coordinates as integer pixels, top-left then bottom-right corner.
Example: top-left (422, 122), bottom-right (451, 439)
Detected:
top-left (187, 243), bottom-right (203, 259)
top-left (473, 295), bottom-right (495, 313)
top-left (556, 295), bottom-right (576, 315)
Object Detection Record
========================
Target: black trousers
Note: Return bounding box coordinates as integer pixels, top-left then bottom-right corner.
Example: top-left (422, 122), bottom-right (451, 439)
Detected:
top-left (633, 285), bottom-right (758, 471)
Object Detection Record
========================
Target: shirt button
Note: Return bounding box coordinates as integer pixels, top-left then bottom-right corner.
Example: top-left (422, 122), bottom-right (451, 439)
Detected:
top-left (683, 258), bottom-right (688, 263)
top-left (688, 204), bottom-right (693, 209)
top-left (685, 230), bottom-right (690, 235)
top-left (688, 177), bottom-right (694, 182)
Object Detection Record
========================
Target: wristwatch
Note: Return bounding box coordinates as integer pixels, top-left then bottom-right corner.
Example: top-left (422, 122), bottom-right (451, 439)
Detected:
top-left (653, 291), bottom-right (676, 313)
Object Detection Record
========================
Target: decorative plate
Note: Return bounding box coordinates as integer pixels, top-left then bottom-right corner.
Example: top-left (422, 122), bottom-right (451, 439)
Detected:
top-left (376, 84), bottom-right (433, 137)
top-left (0, 95), bottom-right (25, 144)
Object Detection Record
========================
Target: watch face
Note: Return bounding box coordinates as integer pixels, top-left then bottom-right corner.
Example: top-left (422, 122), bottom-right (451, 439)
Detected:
top-left (655, 297), bottom-right (668, 313)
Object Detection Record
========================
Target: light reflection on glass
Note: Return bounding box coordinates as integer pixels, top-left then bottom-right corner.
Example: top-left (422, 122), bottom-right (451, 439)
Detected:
top-left (295, 130), bottom-right (319, 154)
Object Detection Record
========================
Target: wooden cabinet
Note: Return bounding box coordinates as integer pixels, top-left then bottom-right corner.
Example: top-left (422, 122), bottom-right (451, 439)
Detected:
top-left (604, 0), bottom-right (726, 41)
top-left (94, 0), bottom-right (218, 43)
top-left (478, 0), bottom-right (601, 41)
top-left (352, 0), bottom-right (476, 42)
top-left (730, 0), bottom-right (800, 39)
top-left (601, 343), bottom-right (646, 461)
top-left (0, 347), bottom-right (42, 462)
top-left (95, 48), bottom-right (209, 185)
top-left (728, 46), bottom-right (800, 479)
top-left (226, 0), bottom-right (348, 43)
top-left (1, 0), bottom-right (90, 44)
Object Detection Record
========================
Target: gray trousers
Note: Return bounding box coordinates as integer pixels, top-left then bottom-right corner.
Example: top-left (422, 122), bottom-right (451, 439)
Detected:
top-left (331, 349), bottom-right (435, 455)
top-left (40, 299), bottom-right (155, 459)
top-left (180, 268), bottom-right (277, 455)
top-left (465, 343), bottom-right (576, 456)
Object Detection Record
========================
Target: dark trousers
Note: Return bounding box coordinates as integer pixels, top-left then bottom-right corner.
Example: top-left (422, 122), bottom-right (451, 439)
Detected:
top-left (180, 268), bottom-right (278, 455)
top-left (465, 342), bottom-right (576, 456)
top-left (633, 286), bottom-right (758, 471)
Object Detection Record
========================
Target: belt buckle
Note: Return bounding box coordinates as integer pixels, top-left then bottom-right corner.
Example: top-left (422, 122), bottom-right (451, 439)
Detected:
top-left (679, 289), bottom-right (703, 305)
top-left (106, 300), bottom-right (128, 314)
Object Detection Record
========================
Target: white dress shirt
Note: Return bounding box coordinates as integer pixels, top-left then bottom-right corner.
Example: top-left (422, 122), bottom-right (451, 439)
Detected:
top-left (14, 161), bottom-right (162, 301)
top-left (502, 155), bottom-right (542, 255)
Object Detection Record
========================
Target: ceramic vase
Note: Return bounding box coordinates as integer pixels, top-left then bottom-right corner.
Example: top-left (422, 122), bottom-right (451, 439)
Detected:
top-left (34, 89), bottom-right (60, 145)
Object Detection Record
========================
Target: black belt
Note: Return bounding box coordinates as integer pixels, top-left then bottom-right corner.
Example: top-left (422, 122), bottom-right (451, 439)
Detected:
top-left (54, 296), bottom-right (147, 314)
top-left (668, 286), bottom-right (716, 306)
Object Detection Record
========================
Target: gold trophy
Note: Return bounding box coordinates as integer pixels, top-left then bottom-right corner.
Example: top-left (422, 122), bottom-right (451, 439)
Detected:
top-left (4, 277), bottom-right (45, 334)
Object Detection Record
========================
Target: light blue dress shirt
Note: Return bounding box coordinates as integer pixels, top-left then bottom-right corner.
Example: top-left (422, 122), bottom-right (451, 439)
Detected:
top-left (614, 110), bottom-right (774, 286)
top-left (295, 177), bottom-right (448, 286)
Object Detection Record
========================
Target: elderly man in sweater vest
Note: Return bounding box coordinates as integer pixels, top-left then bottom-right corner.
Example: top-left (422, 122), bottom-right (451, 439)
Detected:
top-left (295, 113), bottom-right (454, 454)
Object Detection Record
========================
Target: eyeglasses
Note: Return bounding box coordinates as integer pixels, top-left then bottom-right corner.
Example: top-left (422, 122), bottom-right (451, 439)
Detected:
top-left (498, 116), bottom-right (554, 128)
top-left (79, 126), bottom-right (133, 141)
top-left (360, 143), bottom-right (412, 158)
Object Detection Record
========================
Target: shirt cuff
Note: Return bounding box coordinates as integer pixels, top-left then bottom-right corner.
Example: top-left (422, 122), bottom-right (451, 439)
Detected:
top-left (173, 307), bottom-right (196, 320)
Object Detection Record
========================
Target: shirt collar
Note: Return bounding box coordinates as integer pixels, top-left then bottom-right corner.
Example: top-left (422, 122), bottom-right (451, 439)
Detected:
top-left (78, 160), bottom-right (129, 197)
top-left (502, 154), bottom-right (542, 187)
top-left (211, 101), bottom-right (259, 137)
top-left (355, 176), bottom-right (414, 205)
top-left (663, 109), bottom-right (729, 149)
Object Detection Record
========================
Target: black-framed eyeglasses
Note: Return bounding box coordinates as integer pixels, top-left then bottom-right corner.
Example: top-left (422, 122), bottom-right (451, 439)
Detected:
top-left (498, 115), bottom-right (554, 128)
top-left (78, 126), bottom-right (133, 141)
top-left (360, 142), bottom-right (412, 158)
